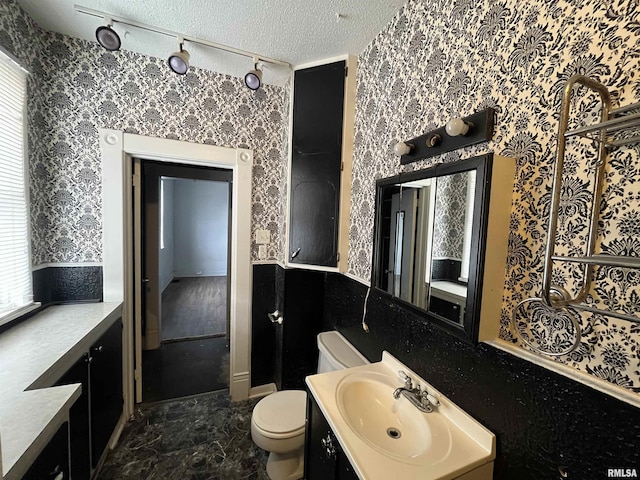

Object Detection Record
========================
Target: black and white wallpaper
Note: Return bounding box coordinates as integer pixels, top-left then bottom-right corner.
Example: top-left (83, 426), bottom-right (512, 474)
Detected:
top-left (432, 172), bottom-right (468, 260)
top-left (0, 0), bottom-right (289, 266)
top-left (348, 0), bottom-right (640, 394)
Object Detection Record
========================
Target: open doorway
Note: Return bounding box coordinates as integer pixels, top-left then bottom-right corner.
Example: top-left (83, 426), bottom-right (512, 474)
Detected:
top-left (135, 159), bottom-right (232, 403)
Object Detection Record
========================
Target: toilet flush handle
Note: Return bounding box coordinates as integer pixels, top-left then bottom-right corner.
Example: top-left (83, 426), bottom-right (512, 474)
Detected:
top-left (268, 310), bottom-right (283, 325)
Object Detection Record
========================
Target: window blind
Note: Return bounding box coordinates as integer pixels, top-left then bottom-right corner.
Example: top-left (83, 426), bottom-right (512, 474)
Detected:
top-left (0, 49), bottom-right (33, 323)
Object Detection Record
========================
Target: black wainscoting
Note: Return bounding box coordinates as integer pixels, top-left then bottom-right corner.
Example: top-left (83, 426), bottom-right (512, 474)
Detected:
top-left (431, 258), bottom-right (463, 282)
top-left (251, 264), bottom-right (279, 388)
top-left (323, 272), bottom-right (640, 480)
top-left (251, 264), bottom-right (325, 390)
top-left (32, 266), bottom-right (103, 304)
top-left (281, 268), bottom-right (325, 389)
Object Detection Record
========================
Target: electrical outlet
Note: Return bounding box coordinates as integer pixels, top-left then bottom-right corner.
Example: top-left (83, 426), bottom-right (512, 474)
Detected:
top-left (258, 245), bottom-right (267, 260)
top-left (255, 229), bottom-right (271, 245)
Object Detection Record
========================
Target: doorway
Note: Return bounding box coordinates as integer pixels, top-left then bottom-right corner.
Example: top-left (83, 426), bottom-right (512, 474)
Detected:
top-left (135, 159), bottom-right (232, 402)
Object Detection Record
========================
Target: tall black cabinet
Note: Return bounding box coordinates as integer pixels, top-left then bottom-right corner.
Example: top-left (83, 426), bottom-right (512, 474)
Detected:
top-left (289, 60), bottom-right (352, 268)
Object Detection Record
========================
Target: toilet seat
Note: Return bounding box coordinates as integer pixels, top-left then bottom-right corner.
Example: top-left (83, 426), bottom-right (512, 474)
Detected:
top-left (252, 390), bottom-right (306, 438)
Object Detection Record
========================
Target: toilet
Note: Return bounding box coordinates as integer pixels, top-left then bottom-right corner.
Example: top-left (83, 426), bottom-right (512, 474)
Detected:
top-left (251, 330), bottom-right (369, 480)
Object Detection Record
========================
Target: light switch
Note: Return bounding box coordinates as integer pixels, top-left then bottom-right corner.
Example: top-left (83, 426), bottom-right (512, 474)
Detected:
top-left (256, 229), bottom-right (271, 245)
top-left (258, 245), bottom-right (267, 260)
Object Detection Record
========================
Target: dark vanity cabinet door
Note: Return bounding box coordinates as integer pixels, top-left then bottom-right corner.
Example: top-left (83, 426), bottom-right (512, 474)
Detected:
top-left (90, 318), bottom-right (123, 468)
top-left (55, 354), bottom-right (91, 480)
top-left (23, 422), bottom-right (69, 480)
top-left (305, 394), bottom-right (358, 480)
top-left (290, 61), bottom-right (346, 267)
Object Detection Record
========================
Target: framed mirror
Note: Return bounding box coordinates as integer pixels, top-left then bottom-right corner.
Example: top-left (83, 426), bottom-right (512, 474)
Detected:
top-left (371, 153), bottom-right (513, 342)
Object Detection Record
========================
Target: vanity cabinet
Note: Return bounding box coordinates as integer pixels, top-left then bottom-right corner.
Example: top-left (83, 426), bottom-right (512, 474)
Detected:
top-left (305, 394), bottom-right (358, 480)
top-left (289, 57), bottom-right (356, 270)
top-left (22, 422), bottom-right (69, 480)
top-left (54, 317), bottom-right (123, 478)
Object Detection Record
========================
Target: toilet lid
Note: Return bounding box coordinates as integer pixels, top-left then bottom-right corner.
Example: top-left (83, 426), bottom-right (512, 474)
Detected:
top-left (253, 390), bottom-right (307, 435)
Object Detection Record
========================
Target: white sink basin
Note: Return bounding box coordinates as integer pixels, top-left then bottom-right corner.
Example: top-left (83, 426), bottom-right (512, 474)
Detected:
top-left (306, 352), bottom-right (496, 479)
top-left (336, 371), bottom-right (452, 464)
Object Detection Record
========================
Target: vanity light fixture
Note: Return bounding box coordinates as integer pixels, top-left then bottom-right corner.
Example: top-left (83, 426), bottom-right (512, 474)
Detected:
top-left (168, 39), bottom-right (190, 75)
top-left (95, 18), bottom-right (121, 51)
top-left (395, 108), bottom-right (496, 165)
top-left (75, 5), bottom-right (291, 84)
top-left (244, 58), bottom-right (263, 90)
top-left (445, 118), bottom-right (473, 136)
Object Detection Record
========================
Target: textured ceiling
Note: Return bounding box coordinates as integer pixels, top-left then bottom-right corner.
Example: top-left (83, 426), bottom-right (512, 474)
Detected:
top-left (16, 0), bottom-right (404, 85)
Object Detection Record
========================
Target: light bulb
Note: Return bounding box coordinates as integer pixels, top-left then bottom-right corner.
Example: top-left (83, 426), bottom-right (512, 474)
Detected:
top-left (394, 141), bottom-right (412, 156)
top-left (445, 118), bottom-right (471, 136)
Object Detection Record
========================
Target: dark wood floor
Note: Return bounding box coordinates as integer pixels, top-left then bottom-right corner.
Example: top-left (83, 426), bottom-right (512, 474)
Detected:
top-left (161, 276), bottom-right (227, 341)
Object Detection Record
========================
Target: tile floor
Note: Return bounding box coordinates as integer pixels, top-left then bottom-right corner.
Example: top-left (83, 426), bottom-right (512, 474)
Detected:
top-left (98, 391), bottom-right (270, 480)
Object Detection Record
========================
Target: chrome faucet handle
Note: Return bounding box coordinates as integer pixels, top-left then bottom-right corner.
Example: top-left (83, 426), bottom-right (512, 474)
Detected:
top-left (398, 371), bottom-right (412, 388)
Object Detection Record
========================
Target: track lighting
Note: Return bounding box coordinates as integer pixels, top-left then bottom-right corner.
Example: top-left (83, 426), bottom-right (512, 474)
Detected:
top-left (95, 18), bottom-right (121, 51)
top-left (76, 5), bottom-right (292, 83)
top-left (244, 58), bottom-right (263, 90)
top-left (168, 40), bottom-right (190, 75)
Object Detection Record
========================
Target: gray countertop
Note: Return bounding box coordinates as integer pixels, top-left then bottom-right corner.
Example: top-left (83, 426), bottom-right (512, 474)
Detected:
top-left (0, 302), bottom-right (122, 480)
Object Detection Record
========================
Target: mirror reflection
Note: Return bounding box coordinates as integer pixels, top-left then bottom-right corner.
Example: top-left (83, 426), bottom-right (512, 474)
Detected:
top-left (375, 168), bottom-right (477, 325)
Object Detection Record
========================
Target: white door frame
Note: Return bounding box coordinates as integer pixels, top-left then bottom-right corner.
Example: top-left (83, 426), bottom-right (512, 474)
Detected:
top-left (99, 129), bottom-right (253, 416)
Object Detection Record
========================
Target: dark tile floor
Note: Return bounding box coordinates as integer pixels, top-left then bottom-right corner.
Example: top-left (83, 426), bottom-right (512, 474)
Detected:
top-left (98, 391), bottom-right (270, 480)
top-left (142, 336), bottom-right (230, 402)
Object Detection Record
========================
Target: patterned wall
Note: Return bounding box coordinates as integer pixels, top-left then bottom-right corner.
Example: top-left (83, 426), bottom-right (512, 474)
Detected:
top-left (432, 172), bottom-right (468, 260)
top-left (0, 0), bottom-right (289, 266)
top-left (348, 0), bottom-right (640, 395)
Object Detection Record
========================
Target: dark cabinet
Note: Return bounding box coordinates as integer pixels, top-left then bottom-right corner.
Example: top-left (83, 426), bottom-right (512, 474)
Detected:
top-left (89, 318), bottom-right (123, 468)
top-left (305, 394), bottom-right (358, 480)
top-left (290, 61), bottom-right (347, 268)
top-left (22, 422), bottom-right (69, 480)
top-left (53, 317), bottom-right (123, 479)
top-left (55, 355), bottom-right (90, 480)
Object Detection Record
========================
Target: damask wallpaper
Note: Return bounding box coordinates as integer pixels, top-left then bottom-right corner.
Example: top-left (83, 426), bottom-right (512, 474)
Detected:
top-left (348, 0), bottom-right (640, 394)
top-left (432, 172), bottom-right (467, 260)
top-left (0, 0), bottom-right (289, 266)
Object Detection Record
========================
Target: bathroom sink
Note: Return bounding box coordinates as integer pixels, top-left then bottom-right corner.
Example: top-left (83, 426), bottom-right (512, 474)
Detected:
top-left (335, 371), bottom-right (452, 464)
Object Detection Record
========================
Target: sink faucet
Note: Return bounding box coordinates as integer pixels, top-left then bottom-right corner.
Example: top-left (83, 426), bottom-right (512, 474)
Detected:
top-left (393, 371), bottom-right (439, 413)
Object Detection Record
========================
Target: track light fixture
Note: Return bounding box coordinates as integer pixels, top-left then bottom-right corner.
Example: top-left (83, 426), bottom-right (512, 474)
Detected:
top-left (76, 5), bottom-right (291, 85)
top-left (95, 18), bottom-right (121, 51)
top-left (244, 58), bottom-right (263, 90)
top-left (168, 39), bottom-right (190, 75)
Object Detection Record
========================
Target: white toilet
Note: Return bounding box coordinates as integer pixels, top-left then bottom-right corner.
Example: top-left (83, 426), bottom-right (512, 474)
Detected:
top-left (251, 330), bottom-right (369, 480)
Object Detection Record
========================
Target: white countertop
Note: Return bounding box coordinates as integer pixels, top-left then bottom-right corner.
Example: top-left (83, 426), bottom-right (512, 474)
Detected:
top-left (431, 281), bottom-right (467, 300)
top-left (306, 352), bottom-right (495, 480)
top-left (0, 302), bottom-right (122, 480)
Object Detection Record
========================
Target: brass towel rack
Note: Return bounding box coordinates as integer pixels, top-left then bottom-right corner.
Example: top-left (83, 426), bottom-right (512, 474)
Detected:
top-left (512, 74), bottom-right (640, 356)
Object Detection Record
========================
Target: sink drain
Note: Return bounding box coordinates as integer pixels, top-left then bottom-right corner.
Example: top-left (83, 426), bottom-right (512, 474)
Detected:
top-left (386, 427), bottom-right (401, 439)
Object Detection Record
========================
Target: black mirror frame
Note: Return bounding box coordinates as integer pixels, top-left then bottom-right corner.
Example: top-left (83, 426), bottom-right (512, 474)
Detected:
top-left (371, 153), bottom-right (494, 343)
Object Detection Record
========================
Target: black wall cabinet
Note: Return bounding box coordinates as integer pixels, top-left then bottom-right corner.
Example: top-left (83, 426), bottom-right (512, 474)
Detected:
top-left (304, 394), bottom-right (358, 480)
top-left (53, 318), bottom-right (123, 478)
top-left (290, 61), bottom-right (346, 267)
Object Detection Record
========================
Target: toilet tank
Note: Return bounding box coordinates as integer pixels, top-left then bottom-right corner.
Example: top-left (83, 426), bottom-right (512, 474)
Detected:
top-left (317, 331), bottom-right (369, 373)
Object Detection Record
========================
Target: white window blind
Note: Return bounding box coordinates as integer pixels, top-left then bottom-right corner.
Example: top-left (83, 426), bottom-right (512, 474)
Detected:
top-left (0, 48), bottom-right (33, 325)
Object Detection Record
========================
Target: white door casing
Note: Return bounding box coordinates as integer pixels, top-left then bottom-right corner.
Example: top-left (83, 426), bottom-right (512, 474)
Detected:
top-left (99, 129), bottom-right (253, 416)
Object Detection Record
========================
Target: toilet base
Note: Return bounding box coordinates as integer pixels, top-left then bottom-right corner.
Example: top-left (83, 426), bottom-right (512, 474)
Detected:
top-left (266, 448), bottom-right (304, 480)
